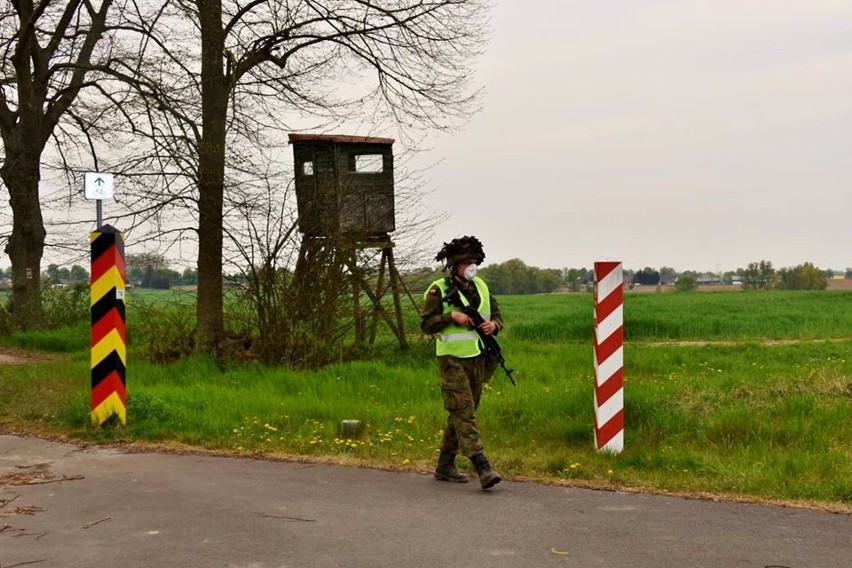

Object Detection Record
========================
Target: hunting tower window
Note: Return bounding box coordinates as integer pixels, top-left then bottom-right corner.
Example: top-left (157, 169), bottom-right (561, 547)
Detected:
top-left (350, 154), bottom-right (383, 173)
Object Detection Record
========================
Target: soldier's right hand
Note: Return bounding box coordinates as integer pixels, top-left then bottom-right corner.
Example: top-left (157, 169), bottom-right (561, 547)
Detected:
top-left (450, 310), bottom-right (473, 327)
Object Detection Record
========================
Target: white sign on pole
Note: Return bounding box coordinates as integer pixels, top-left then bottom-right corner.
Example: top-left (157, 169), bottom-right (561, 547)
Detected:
top-left (84, 172), bottom-right (114, 200)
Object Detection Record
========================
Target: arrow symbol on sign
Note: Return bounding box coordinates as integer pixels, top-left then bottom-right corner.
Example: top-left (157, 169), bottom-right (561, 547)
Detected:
top-left (95, 177), bottom-right (105, 186)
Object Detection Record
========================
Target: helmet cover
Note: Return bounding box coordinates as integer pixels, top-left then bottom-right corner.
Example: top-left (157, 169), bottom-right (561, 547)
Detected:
top-left (435, 235), bottom-right (485, 269)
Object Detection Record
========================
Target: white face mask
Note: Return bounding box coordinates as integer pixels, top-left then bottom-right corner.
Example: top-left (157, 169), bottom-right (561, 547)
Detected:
top-left (463, 263), bottom-right (477, 281)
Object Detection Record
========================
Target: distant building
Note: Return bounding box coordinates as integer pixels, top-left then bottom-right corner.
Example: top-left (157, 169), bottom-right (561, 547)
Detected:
top-left (698, 273), bottom-right (722, 285)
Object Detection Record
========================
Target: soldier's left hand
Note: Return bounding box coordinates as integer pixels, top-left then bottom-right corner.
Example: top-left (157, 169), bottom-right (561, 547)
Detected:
top-left (478, 321), bottom-right (497, 335)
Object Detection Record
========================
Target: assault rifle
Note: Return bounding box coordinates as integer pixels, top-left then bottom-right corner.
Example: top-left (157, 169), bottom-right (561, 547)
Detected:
top-left (443, 285), bottom-right (517, 386)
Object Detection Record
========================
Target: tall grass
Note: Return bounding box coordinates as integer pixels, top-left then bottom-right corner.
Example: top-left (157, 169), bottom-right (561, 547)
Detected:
top-left (1, 289), bottom-right (850, 508)
top-left (505, 290), bottom-right (852, 342)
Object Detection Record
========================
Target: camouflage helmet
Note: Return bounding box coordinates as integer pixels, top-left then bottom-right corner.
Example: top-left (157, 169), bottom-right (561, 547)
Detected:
top-left (435, 235), bottom-right (485, 269)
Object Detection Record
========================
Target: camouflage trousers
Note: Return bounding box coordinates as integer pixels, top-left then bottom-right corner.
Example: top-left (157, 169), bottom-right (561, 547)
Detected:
top-left (437, 354), bottom-right (498, 458)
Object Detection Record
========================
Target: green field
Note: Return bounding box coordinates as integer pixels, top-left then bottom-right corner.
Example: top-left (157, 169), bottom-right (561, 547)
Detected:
top-left (1, 289), bottom-right (850, 511)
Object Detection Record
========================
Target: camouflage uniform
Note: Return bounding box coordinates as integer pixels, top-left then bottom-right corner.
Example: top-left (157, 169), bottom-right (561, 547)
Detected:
top-left (420, 277), bottom-right (503, 458)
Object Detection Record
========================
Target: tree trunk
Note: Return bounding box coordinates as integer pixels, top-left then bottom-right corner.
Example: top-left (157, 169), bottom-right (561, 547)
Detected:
top-left (1, 144), bottom-right (46, 330)
top-left (194, 0), bottom-right (228, 353)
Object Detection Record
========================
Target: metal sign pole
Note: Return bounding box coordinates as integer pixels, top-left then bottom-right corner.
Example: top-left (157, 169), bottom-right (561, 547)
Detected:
top-left (96, 199), bottom-right (103, 229)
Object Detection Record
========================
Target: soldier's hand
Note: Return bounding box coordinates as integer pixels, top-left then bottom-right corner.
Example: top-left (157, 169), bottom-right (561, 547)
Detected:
top-left (478, 321), bottom-right (497, 335)
top-left (450, 310), bottom-right (473, 327)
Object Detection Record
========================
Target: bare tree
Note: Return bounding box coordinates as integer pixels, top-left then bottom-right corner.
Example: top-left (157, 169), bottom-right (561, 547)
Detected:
top-left (3, 1), bottom-right (487, 350)
top-left (0, 0), bottom-right (121, 328)
top-left (191, 0), bottom-right (489, 352)
top-left (99, 0), bottom-right (489, 353)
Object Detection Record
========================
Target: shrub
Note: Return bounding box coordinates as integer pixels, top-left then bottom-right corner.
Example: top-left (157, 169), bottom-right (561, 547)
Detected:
top-left (132, 296), bottom-right (195, 363)
top-left (41, 283), bottom-right (89, 328)
top-left (776, 263), bottom-right (828, 290)
top-left (675, 274), bottom-right (699, 292)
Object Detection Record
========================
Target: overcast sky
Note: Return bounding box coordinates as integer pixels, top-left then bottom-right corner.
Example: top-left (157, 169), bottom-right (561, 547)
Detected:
top-left (416, 0), bottom-right (852, 272)
top-left (4, 1), bottom-right (849, 275)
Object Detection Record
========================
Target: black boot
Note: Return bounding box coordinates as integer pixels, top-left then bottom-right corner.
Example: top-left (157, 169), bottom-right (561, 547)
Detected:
top-left (470, 452), bottom-right (501, 490)
top-left (434, 450), bottom-right (469, 483)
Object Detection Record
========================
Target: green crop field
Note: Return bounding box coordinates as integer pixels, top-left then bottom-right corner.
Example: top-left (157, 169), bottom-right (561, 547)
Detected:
top-left (1, 289), bottom-right (850, 511)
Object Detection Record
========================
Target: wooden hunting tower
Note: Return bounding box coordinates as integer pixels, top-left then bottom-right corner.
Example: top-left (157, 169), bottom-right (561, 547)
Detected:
top-left (289, 133), bottom-right (395, 237)
top-left (288, 133), bottom-right (413, 349)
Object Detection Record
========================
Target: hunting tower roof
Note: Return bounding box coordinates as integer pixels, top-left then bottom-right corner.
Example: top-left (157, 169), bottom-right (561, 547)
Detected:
top-left (288, 133), bottom-right (395, 145)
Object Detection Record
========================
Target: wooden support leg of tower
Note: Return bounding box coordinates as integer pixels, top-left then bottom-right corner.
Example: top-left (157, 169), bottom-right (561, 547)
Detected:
top-left (294, 240), bottom-right (309, 288)
top-left (349, 249), bottom-right (365, 345)
top-left (293, 237), bottom-right (319, 328)
top-left (390, 255), bottom-right (421, 314)
top-left (385, 246), bottom-right (407, 349)
top-left (368, 248), bottom-right (389, 345)
top-left (347, 260), bottom-right (408, 350)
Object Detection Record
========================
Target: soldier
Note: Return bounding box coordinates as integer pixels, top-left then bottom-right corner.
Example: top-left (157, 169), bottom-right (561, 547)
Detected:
top-left (420, 236), bottom-right (503, 490)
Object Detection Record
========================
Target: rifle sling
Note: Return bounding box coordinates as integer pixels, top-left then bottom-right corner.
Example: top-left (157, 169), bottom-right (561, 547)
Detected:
top-left (443, 277), bottom-right (478, 309)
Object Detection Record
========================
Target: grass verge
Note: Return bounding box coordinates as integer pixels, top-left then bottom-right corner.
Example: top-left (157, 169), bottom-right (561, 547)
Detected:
top-left (1, 290), bottom-right (850, 512)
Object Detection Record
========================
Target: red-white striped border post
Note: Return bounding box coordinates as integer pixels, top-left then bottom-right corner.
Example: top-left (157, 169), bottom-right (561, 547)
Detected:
top-left (593, 261), bottom-right (624, 454)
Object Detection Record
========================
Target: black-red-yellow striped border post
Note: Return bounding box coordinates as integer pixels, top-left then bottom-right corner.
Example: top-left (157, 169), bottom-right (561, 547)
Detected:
top-left (90, 225), bottom-right (127, 426)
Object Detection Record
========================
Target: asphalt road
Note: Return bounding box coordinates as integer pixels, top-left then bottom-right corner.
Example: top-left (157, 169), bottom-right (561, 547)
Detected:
top-left (1, 434), bottom-right (849, 568)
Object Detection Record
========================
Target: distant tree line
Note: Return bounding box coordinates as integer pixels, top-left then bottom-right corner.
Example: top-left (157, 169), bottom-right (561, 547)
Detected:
top-left (0, 253), bottom-right (199, 291)
top-left (45, 264), bottom-right (89, 286)
top-left (5, 257), bottom-right (847, 295)
top-left (477, 259), bottom-right (564, 295)
top-left (671, 261), bottom-right (833, 292)
top-left (0, 264), bottom-right (90, 288)
top-left (124, 254), bottom-right (197, 290)
top-left (632, 267), bottom-right (662, 286)
top-left (737, 261), bottom-right (829, 291)
top-left (401, 259), bottom-right (594, 296)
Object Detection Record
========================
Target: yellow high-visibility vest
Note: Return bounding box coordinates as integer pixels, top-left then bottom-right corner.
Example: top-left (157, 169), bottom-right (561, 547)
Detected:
top-left (426, 277), bottom-right (491, 358)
